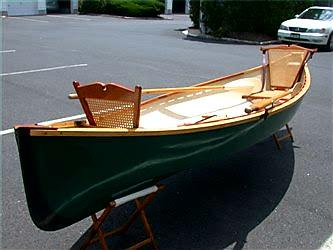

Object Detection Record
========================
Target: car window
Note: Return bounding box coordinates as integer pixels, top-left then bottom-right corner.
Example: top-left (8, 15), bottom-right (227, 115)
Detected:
top-left (299, 9), bottom-right (333, 21)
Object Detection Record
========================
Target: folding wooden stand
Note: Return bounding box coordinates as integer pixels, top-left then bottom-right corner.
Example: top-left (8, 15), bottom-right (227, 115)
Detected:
top-left (81, 185), bottom-right (165, 250)
top-left (272, 124), bottom-right (294, 150)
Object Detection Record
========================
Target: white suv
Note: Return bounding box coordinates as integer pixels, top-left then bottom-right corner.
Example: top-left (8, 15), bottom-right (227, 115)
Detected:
top-left (278, 6), bottom-right (333, 51)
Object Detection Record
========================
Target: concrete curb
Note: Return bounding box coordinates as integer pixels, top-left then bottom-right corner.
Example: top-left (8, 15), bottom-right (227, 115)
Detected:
top-left (182, 29), bottom-right (281, 45)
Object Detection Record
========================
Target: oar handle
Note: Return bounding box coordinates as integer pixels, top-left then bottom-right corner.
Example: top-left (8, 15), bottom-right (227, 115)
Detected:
top-left (245, 91), bottom-right (290, 113)
top-left (68, 93), bottom-right (78, 99)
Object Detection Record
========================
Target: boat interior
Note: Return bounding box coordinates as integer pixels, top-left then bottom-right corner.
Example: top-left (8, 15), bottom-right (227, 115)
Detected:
top-left (55, 45), bottom-right (315, 131)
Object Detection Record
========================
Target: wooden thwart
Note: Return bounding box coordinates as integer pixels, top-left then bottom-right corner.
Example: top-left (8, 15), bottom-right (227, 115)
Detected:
top-left (81, 185), bottom-right (165, 250)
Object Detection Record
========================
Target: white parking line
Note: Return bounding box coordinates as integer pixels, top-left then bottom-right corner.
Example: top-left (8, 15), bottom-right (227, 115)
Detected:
top-left (1, 64), bottom-right (88, 76)
top-left (9, 17), bottom-right (49, 23)
top-left (1, 114), bottom-right (86, 136)
top-left (0, 128), bottom-right (14, 136)
top-left (0, 50), bottom-right (16, 53)
top-left (47, 15), bottom-right (91, 21)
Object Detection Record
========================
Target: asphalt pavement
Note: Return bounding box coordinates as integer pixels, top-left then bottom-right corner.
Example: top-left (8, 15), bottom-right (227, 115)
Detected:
top-left (1, 14), bottom-right (332, 249)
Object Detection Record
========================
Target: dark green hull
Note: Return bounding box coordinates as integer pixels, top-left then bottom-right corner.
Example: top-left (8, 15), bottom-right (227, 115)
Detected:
top-left (15, 99), bottom-right (302, 231)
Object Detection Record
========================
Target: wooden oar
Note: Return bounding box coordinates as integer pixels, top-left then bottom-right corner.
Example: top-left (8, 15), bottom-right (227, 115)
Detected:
top-left (68, 85), bottom-right (253, 99)
top-left (141, 85), bottom-right (253, 94)
top-left (244, 82), bottom-right (302, 114)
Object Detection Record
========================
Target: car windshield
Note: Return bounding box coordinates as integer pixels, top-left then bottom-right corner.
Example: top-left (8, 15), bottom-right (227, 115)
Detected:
top-left (299, 9), bottom-right (333, 20)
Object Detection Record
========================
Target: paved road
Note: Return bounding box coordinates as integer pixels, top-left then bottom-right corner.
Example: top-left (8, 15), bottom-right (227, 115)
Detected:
top-left (1, 14), bottom-right (332, 249)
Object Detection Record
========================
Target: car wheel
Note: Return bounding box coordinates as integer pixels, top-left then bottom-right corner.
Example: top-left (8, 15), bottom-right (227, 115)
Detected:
top-left (325, 33), bottom-right (333, 51)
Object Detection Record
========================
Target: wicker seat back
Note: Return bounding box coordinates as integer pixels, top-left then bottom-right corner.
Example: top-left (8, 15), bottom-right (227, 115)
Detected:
top-left (73, 81), bottom-right (142, 128)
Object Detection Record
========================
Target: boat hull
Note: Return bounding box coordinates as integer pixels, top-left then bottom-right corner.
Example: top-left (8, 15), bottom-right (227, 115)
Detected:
top-left (15, 97), bottom-right (303, 231)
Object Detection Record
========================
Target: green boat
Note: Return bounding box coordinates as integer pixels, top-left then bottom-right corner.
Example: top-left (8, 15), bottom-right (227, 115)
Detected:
top-left (14, 45), bottom-right (315, 231)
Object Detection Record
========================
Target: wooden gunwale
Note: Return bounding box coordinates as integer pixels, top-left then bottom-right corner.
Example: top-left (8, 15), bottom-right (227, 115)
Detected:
top-left (29, 65), bottom-right (310, 137)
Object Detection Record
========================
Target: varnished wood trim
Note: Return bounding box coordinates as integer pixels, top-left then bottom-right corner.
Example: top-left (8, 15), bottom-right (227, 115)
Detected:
top-left (261, 44), bottom-right (317, 53)
top-left (30, 112), bottom-right (264, 137)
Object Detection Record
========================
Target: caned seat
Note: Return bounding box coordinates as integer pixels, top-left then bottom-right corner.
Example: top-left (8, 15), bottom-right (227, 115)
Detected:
top-left (243, 45), bottom-right (316, 112)
top-left (244, 45), bottom-right (315, 101)
top-left (263, 44), bottom-right (314, 90)
top-left (73, 81), bottom-right (142, 128)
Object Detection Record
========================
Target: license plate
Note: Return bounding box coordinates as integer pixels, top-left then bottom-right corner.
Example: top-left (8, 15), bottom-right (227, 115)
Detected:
top-left (290, 33), bottom-right (300, 39)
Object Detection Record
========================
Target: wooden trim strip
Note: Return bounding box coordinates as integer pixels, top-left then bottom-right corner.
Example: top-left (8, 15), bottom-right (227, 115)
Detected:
top-left (29, 113), bottom-right (264, 137)
top-left (261, 44), bottom-right (317, 53)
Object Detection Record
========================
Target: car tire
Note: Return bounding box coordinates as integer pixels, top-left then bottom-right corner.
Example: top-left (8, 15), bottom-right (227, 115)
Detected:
top-left (325, 33), bottom-right (333, 51)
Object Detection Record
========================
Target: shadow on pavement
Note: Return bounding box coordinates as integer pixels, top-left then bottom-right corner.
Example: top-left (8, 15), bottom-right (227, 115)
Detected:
top-left (72, 133), bottom-right (295, 249)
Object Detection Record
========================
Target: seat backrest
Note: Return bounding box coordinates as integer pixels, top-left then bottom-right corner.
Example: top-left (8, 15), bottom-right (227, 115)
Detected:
top-left (262, 45), bottom-right (314, 89)
top-left (73, 81), bottom-right (142, 128)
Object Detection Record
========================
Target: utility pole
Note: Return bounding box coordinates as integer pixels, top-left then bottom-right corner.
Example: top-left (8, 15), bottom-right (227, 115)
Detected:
top-left (199, 0), bottom-right (205, 34)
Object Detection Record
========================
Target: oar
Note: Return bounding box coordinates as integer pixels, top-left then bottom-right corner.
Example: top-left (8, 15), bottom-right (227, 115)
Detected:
top-left (141, 85), bottom-right (253, 95)
top-left (68, 85), bottom-right (253, 99)
top-left (244, 82), bottom-right (302, 114)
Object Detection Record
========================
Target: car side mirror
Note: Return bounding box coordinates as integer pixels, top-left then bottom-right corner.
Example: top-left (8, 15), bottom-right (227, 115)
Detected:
top-left (295, 14), bottom-right (300, 18)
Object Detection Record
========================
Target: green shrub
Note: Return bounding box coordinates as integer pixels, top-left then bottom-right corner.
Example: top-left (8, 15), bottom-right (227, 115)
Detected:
top-left (79, 0), bottom-right (164, 17)
top-left (190, 0), bottom-right (316, 38)
top-left (79, 0), bottom-right (106, 14)
top-left (105, 0), bottom-right (164, 17)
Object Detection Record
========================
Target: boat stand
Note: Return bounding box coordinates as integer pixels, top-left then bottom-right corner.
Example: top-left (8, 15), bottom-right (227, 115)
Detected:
top-left (272, 124), bottom-right (294, 150)
top-left (81, 184), bottom-right (165, 250)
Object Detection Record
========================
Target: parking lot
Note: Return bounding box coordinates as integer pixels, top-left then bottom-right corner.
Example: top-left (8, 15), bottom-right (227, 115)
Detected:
top-left (1, 14), bottom-right (332, 249)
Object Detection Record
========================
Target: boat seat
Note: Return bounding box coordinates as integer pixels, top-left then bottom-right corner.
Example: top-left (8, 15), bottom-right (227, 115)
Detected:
top-left (243, 45), bottom-right (314, 112)
top-left (263, 45), bottom-right (313, 90)
top-left (73, 81), bottom-right (142, 128)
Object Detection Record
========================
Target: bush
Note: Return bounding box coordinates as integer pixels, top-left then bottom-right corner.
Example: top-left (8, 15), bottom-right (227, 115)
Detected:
top-left (79, 0), bottom-right (106, 14)
top-left (190, 0), bottom-right (316, 38)
top-left (79, 0), bottom-right (164, 17)
top-left (105, 0), bottom-right (164, 17)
